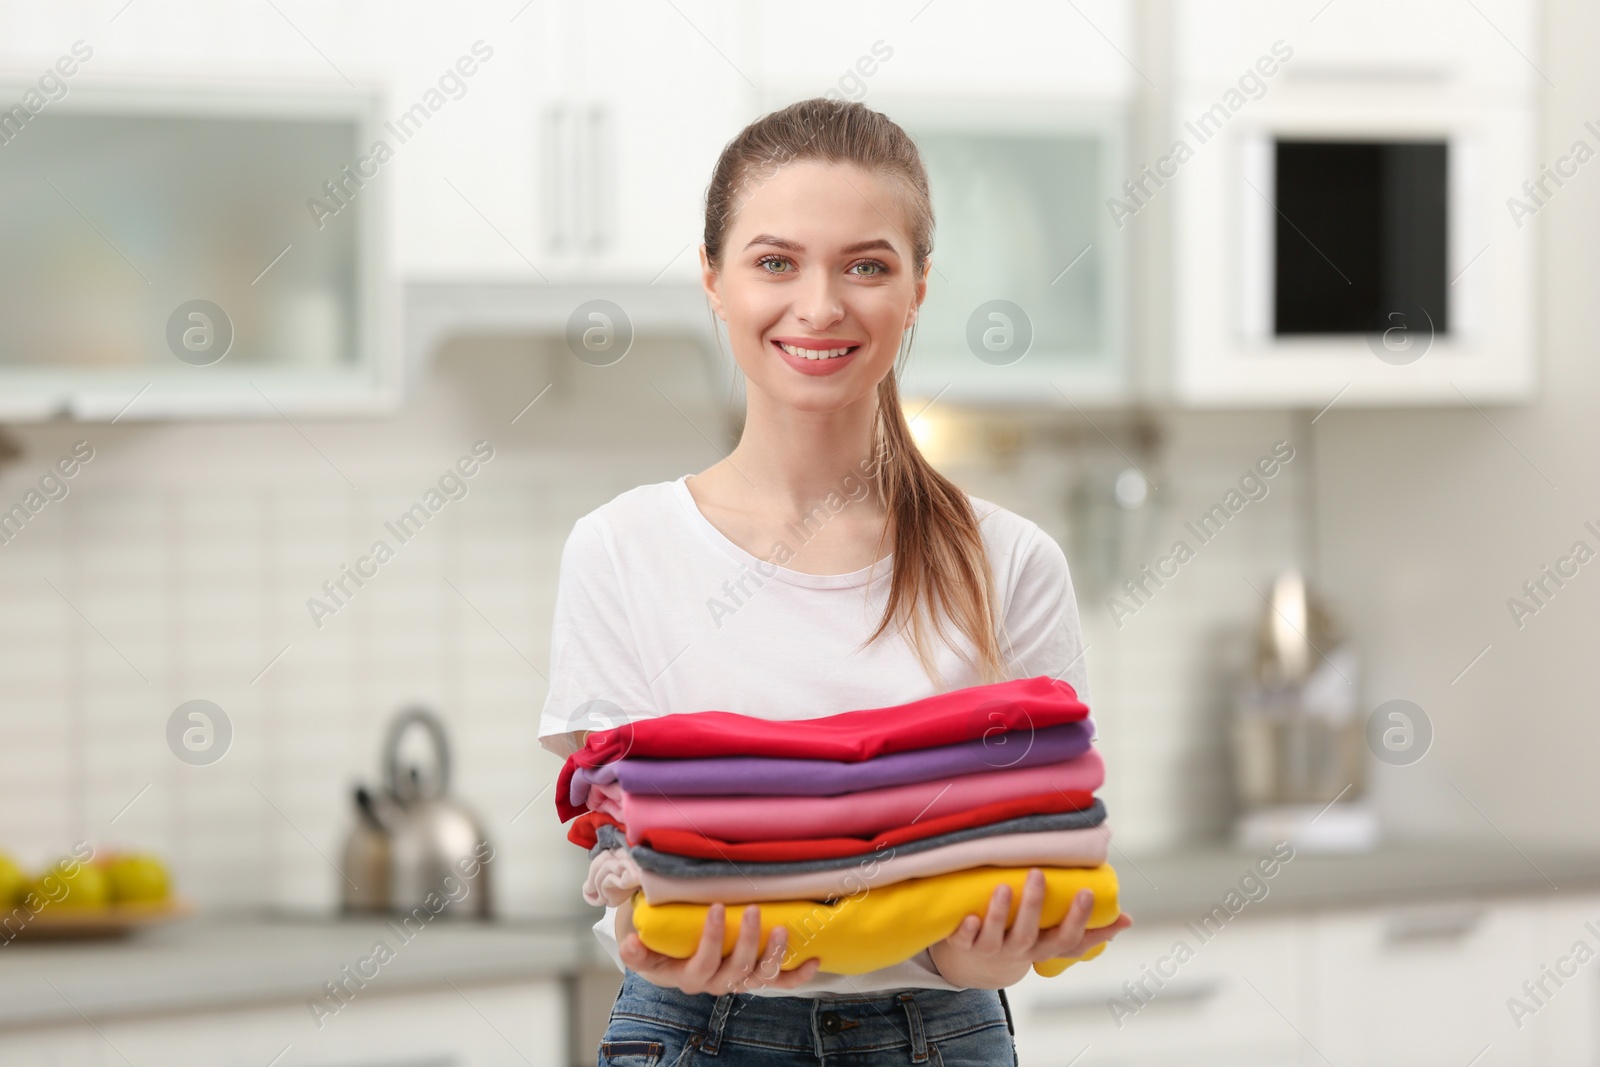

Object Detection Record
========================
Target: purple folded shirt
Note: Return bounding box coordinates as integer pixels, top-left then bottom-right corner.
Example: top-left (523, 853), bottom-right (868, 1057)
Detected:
top-left (567, 721), bottom-right (1094, 808)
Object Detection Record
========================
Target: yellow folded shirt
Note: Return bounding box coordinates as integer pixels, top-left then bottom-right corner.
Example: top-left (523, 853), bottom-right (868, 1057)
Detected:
top-left (630, 864), bottom-right (1120, 978)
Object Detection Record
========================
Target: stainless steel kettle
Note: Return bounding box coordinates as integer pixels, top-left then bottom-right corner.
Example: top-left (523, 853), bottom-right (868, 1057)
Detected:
top-left (340, 706), bottom-right (493, 919)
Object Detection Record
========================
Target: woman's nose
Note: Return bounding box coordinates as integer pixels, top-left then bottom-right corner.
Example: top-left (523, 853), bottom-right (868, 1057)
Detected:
top-left (794, 273), bottom-right (845, 329)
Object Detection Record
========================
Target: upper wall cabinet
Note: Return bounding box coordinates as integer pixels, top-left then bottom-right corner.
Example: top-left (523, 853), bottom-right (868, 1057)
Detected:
top-left (391, 0), bottom-right (755, 285)
top-left (750, 0), bottom-right (1137, 102)
top-left (0, 3), bottom-right (411, 418)
top-left (0, 77), bottom-right (392, 420)
top-left (1165, 0), bottom-right (1541, 407)
top-left (750, 2), bottom-right (1137, 406)
top-left (553, 0), bottom-right (756, 284)
top-left (882, 99), bottom-right (1128, 407)
top-left (1174, 0), bottom-right (1538, 94)
top-left (0, 1), bottom-right (754, 417)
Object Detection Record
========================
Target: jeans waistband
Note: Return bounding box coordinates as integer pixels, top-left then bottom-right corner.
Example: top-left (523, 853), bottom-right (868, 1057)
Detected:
top-left (609, 971), bottom-right (1008, 1059)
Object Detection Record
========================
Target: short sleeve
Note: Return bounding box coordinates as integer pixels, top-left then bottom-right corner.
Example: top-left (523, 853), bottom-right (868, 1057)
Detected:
top-left (998, 523), bottom-right (1093, 708)
top-left (538, 514), bottom-right (659, 758)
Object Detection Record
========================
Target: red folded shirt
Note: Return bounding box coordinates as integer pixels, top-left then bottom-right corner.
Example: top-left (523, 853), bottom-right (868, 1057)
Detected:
top-left (553, 676), bottom-right (1089, 822)
top-left (623, 789), bottom-right (1096, 862)
top-left (568, 810), bottom-right (621, 850)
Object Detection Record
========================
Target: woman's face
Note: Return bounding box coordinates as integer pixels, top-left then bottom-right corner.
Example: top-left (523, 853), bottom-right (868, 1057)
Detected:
top-left (701, 160), bottom-right (928, 415)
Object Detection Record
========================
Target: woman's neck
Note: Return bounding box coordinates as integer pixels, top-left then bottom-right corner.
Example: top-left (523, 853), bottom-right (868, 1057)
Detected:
top-left (719, 389), bottom-right (883, 518)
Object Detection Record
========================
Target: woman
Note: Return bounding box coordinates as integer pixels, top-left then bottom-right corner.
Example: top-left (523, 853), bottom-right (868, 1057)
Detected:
top-left (539, 97), bottom-right (1131, 1066)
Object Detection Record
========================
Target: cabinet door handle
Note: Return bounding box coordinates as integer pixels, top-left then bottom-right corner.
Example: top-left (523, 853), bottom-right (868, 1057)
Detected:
top-left (542, 103), bottom-right (574, 254)
top-left (1029, 977), bottom-right (1224, 1016)
top-left (1383, 905), bottom-right (1484, 944)
top-left (584, 103), bottom-right (611, 255)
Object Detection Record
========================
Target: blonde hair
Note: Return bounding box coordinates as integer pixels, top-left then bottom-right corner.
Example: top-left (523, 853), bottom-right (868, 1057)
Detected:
top-left (703, 97), bottom-right (1007, 687)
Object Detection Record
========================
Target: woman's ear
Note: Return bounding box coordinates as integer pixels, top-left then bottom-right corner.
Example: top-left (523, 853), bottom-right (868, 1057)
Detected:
top-left (699, 244), bottom-right (726, 321)
top-left (906, 258), bottom-right (931, 329)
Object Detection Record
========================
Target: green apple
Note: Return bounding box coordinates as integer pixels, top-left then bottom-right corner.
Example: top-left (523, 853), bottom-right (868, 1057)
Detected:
top-left (0, 854), bottom-right (25, 909)
top-left (107, 854), bottom-right (170, 905)
top-left (30, 858), bottom-right (110, 911)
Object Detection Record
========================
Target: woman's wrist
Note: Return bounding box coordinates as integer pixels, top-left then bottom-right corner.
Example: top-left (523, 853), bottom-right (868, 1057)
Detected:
top-left (613, 896), bottom-right (634, 941)
top-left (927, 939), bottom-right (1029, 990)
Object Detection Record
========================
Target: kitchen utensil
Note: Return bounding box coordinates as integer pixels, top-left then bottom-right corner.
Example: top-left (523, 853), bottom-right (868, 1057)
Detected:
top-left (340, 707), bottom-right (493, 919)
top-left (1231, 647), bottom-right (1365, 806)
top-left (340, 785), bottom-right (391, 913)
top-left (1232, 570), bottom-right (1364, 808)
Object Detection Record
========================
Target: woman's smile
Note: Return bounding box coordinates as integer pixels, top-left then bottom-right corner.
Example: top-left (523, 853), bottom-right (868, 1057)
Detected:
top-left (770, 336), bottom-right (863, 376)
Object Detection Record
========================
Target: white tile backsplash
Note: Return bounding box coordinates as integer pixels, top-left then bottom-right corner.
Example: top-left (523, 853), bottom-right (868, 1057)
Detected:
top-left (0, 339), bottom-right (1309, 914)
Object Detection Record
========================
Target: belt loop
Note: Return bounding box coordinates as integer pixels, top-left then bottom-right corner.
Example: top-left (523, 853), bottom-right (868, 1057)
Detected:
top-left (997, 987), bottom-right (1016, 1035)
top-left (896, 992), bottom-right (930, 1064)
top-left (698, 993), bottom-right (736, 1056)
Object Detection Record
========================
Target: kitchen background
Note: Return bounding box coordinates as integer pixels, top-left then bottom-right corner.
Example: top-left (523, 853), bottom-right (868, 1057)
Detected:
top-left (1, 0), bottom-right (1597, 1065)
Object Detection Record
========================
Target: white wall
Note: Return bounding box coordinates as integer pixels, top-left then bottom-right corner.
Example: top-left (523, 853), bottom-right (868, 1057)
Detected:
top-left (0, 320), bottom-right (1311, 915)
top-left (3, 0), bottom-right (1591, 919)
top-left (1311, 0), bottom-right (1600, 850)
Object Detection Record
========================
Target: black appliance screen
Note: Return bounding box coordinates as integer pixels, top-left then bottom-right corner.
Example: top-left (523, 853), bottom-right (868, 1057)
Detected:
top-left (1273, 139), bottom-right (1448, 336)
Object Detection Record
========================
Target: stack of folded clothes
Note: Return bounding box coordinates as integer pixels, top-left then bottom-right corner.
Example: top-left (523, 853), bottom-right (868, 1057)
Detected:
top-left (557, 676), bottom-right (1120, 978)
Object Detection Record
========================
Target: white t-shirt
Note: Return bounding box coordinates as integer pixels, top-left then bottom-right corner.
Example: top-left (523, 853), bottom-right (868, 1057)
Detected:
top-left (537, 474), bottom-right (1091, 996)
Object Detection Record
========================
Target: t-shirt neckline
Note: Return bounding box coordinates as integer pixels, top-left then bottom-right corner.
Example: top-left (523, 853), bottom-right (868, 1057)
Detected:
top-left (670, 475), bottom-right (893, 590)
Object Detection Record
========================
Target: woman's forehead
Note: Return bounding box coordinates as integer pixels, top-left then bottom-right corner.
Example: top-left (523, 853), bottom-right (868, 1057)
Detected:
top-left (729, 161), bottom-right (912, 255)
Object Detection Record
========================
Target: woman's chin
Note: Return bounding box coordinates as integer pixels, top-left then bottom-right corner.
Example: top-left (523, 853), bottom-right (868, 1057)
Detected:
top-left (748, 377), bottom-right (877, 415)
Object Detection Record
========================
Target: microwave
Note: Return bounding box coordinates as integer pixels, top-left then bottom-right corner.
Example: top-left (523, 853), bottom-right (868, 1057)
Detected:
top-left (1172, 79), bottom-right (1537, 406)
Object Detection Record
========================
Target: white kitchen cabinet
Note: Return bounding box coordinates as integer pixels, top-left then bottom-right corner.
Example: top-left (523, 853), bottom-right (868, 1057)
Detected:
top-left (363, 0), bottom-right (756, 285)
top-left (385, 6), bottom-right (554, 283)
top-left (745, 4), bottom-right (1137, 407)
top-left (0, 1027), bottom-right (101, 1067)
top-left (549, 0), bottom-right (757, 284)
top-left (1165, 0), bottom-right (1540, 406)
top-left (403, 0), bottom-right (1139, 287)
top-left (1516, 893), bottom-right (1600, 1067)
top-left (1007, 890), bottom-right (1597, 1067)
top-left (1174, 0), bottom-right (1538, 92)
top-left (0, 1), bottom-right (407, 419)
top-left (1308, 900), bottom-right (1542, 1067)
top-left (0, 980), bottom-right (564, 1067)
top-left (1007, 916), bottom-right (1309, 1066)
top-left (0, 79), bottom-right (397, 420)
top-left (751, 0), bottom-right (1136, 102)
top-left (879, 98), bottom-right (1129, 407)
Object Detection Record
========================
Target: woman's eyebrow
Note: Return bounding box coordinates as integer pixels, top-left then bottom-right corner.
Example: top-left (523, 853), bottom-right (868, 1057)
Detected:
top-left (742, 235), bottom-right (900, 256)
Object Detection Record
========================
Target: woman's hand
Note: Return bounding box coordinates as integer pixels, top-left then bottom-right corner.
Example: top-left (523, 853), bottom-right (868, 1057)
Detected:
top-left (616, 896), bottom-right (823, 994)
top-left (926, 869), bottom-right (1134, 989)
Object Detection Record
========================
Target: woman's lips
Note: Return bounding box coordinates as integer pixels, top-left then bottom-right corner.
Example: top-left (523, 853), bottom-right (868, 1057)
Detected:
top-left (771, 339), bottom-right (861, 376)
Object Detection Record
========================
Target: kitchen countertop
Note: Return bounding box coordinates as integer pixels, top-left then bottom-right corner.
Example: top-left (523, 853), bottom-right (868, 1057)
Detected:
top-left (1116, 837), bottom-right (1600, 922)
top-left (0, 911), bottom-right (611, 1030)
top-left (7, 839), bottom-right (1600, 1029)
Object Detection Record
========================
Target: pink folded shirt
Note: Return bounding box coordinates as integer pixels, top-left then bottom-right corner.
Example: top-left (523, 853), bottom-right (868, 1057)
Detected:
top-left (590, 749), bottom-right (1105, 844)
top-left (583, 848), bottom-right (644, 907)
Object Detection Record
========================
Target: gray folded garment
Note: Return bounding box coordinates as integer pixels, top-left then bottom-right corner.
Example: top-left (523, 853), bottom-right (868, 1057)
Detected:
top-left (590, 800), bottom-right (1108, 877)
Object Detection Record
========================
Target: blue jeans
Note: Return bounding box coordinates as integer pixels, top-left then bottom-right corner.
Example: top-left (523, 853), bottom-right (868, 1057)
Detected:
top-left (598, 970), bottom-right (1019, 1067)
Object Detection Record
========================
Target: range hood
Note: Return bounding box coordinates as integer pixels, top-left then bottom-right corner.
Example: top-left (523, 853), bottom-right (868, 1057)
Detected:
top-left (404, 280), bottom-right (733, 397)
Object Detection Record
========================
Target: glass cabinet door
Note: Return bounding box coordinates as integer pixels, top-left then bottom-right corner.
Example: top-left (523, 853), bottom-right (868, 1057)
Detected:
top-left (0, 86), bottom-right (392, 419)
top-left (895, 106), bottom-right (1125, 406)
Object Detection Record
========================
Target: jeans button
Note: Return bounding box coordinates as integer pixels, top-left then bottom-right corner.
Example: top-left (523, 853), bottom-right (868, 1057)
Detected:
top-left (820, 1011), bottom-right (841, 1035)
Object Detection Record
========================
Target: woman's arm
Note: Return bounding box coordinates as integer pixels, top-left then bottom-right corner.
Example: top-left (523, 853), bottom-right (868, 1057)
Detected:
top-left (539, 518), bottom-right (818, 994)
top-left (929, 518), bottom-right (1129, 987)
top-left (537, 514), bottom-right (655, 750)
top-left (996, 520), bottom-right (1092, 699)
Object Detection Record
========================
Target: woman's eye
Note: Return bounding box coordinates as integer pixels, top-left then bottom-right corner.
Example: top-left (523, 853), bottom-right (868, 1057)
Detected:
top-left (755, 256), bottom-right (890, 277)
